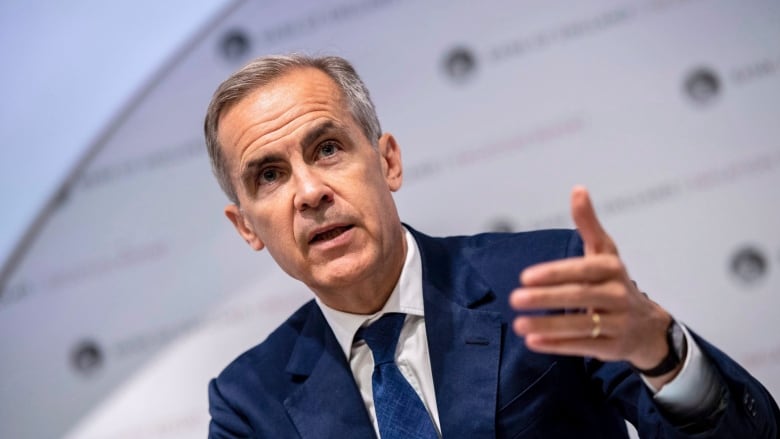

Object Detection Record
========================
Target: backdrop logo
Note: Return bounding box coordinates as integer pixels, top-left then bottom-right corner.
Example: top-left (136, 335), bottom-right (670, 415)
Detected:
top-left (220, 29), bottom-right (252, 62)
top-left (487, 218), bottom-right (515, 233)
top-left (443, 46), bottom-right (478, 83)
top-left (730, 245), bottom-right (768, 285)
top-left (71, 339), bottom-right (104, 376)
top-left (683, 67), bottom-right (721, 106)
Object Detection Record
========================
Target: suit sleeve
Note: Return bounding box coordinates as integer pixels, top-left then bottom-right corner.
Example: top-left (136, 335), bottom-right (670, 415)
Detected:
top-left (566, 230), bottom-right (780, 437)
top-left (670, 332), bottom-right (780, 437)
top-left (208, 378), bottom-right (253, 439)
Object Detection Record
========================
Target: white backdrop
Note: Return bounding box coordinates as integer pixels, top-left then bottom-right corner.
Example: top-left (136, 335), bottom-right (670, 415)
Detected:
top-left (1, 1), bottom-right (779, 438)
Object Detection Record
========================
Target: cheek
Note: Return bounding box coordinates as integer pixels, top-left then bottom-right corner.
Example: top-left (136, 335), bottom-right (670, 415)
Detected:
top-left (250, 205), bottom-right (294, 244)
top-left (263, 213), bottom-right (295, 239)
top-left (261, 219), bottom-right (302, 268)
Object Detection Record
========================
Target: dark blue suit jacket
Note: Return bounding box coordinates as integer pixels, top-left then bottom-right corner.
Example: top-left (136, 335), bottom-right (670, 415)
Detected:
top-left (209, 227), bottom-right (779, 438)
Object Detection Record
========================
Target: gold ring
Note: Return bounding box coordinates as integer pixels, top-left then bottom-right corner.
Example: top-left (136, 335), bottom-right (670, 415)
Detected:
top-left (590, 312), bottom-right (601, 339)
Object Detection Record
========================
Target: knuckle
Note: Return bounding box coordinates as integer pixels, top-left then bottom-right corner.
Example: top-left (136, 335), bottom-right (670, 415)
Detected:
top-left (605, 256), bottom-right (625, 274)
top-left (614, 281), bottom-right (630, 299)
top-left (603, 281), bottom-right (627, 304)
top-left (571, 284), bottom-right (588, 303)
top-left (583, 261), bottom-right (601, 279)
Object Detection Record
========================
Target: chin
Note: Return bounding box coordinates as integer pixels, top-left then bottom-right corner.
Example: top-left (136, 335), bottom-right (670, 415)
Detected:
top-left (310, 255), bottom-right (377, 289)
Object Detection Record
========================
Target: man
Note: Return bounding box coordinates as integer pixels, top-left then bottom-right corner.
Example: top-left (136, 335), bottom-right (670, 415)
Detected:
top-left (204, 54), bottom-right (778, 438)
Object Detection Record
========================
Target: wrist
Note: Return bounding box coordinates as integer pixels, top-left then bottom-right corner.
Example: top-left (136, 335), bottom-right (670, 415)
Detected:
top-left (632, 317), bottom-right (687, 377)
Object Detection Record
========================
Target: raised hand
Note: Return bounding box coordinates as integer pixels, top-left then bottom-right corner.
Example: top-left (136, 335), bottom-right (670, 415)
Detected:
top-left (510, 186), bottom-right (679, 385)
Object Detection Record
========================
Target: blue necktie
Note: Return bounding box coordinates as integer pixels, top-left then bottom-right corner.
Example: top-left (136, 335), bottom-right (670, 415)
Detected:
top-left (356, 313), bottom-right (439, 439)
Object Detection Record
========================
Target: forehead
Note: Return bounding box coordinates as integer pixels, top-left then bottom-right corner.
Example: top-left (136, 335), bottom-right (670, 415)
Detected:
top-left (217, 67), bottom-right (351, 155)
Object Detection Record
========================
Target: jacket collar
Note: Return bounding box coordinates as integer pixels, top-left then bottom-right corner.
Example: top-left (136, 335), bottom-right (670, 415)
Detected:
top-left (283, 305), bottom-right (377, 439)
top-left (408, 226), bottom-right (503, 439)
top-left (282, 225), bottom-right (504, 439)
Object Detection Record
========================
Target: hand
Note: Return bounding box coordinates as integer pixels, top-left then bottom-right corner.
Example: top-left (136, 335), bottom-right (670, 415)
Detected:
top-left (510, 186), bottom-right (679, 385)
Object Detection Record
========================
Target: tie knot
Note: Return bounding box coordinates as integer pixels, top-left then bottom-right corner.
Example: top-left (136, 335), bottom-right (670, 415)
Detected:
top-left (355, 313), bottom-right (406, 365)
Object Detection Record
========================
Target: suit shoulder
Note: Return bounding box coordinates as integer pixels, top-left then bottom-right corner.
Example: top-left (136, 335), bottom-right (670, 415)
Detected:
top-left (209, 301), bottom-right (319, 436)
top-left (467, 229), bottom-right (581, 254)
top-left (214, 299), bottom-right (316, 387)
top-left (430, 228), bottom-right (584, 260)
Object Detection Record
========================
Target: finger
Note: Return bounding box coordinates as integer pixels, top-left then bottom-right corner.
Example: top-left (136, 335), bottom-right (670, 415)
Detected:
top-left (570, 186), bottom-right (617, 255)
top-left (523, 334), bottom-right (622, 361)
top-left (512, 312), bottom-right (618, 339)
top-left (510, 280), bottom-right (627, 311)
top-left (520, 254), bottom-right (624, 286)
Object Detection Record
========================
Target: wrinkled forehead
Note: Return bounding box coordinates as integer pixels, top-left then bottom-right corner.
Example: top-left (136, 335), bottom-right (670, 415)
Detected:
top-left (224, 67), bottom-right (349, 122)
top-left (217, 67), bottom-right (351, 146)
top-left (217, 68), bottom-right (365, 189)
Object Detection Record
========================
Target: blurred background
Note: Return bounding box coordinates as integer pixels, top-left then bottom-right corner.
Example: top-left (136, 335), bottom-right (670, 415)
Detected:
top-left (1, 0), bottom-right (779, 437)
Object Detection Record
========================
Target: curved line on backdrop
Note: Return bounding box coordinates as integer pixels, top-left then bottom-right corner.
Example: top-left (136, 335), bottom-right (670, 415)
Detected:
top-left (0, 0), bottom-right (246, 291)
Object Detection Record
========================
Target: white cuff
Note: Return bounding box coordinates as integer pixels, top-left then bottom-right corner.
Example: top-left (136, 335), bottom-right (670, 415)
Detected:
top-left (641, 324), bottom-right (721, 416)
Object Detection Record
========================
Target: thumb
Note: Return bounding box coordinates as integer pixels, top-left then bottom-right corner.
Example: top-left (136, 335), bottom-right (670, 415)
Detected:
top-left (571, 186), bottom-right (616, 255)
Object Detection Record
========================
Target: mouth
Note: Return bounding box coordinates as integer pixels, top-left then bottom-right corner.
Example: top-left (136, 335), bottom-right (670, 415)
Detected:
top-left (309, 225), bottom-right (354, 245)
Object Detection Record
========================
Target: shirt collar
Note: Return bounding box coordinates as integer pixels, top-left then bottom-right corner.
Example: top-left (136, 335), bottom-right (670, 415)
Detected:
top-left (315, 228), bottom-right (424, 359)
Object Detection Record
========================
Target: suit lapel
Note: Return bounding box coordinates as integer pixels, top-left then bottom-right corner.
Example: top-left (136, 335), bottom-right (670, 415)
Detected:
top-left (283, 307), bottom-right (376, 439)
top-left (411, 228), bottom-right (503, 439)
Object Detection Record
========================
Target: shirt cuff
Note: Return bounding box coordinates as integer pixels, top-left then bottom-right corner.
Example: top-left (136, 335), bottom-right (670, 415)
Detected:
top-left (640, 324), bottom-right (722, 418)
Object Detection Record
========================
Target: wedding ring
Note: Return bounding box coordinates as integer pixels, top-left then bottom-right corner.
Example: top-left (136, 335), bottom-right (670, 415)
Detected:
top-left (590, 312), bottom-right (601, 339)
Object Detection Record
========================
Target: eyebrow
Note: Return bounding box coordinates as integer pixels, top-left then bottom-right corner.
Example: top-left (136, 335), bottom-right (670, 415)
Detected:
top-left (240, 154), bottom-right (282, 190)
top-left (300, 120), bottom-right (341, 149)
top-left (238, 120), bottom-right (345, 189)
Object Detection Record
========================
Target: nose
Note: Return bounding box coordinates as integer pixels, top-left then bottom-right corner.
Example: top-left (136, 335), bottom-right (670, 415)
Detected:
top-left (293, 168), bottom-right (334, 212)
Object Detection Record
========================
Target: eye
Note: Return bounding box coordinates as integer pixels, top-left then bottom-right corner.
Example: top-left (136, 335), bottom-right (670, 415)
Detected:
top-left (317, 141), bottom-right (340, 158)
top-left (258, 168), bottom-right (280, 185)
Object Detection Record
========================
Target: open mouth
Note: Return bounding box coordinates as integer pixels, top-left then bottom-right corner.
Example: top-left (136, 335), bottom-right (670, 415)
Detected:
top-left (310, 225), bottom-right (354, 244)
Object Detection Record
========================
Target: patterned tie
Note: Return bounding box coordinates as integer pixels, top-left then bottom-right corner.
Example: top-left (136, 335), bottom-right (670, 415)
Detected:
top-left (356, 313), bottom-right (439, 439)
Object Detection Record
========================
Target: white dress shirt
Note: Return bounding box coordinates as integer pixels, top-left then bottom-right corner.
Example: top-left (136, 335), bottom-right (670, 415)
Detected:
top-left (316, 229), bottom-right (718, 437)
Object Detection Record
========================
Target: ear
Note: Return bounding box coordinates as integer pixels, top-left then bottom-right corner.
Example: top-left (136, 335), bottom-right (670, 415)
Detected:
top-left (224, 203), bottom-right (265, 251)
top-left (378, 133), bottom-right (403, 192)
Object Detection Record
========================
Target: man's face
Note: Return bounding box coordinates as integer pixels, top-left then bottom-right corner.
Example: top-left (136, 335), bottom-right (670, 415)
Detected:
top-left (218, 68), bottom-right (405, 312)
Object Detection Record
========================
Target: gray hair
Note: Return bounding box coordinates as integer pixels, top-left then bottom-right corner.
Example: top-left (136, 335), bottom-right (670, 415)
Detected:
top-left (204, 54), bottom-right (382, 204)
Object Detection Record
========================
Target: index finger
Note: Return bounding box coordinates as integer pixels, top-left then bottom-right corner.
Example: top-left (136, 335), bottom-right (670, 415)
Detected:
top-left (521, 254), bottom-right (624, 286)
